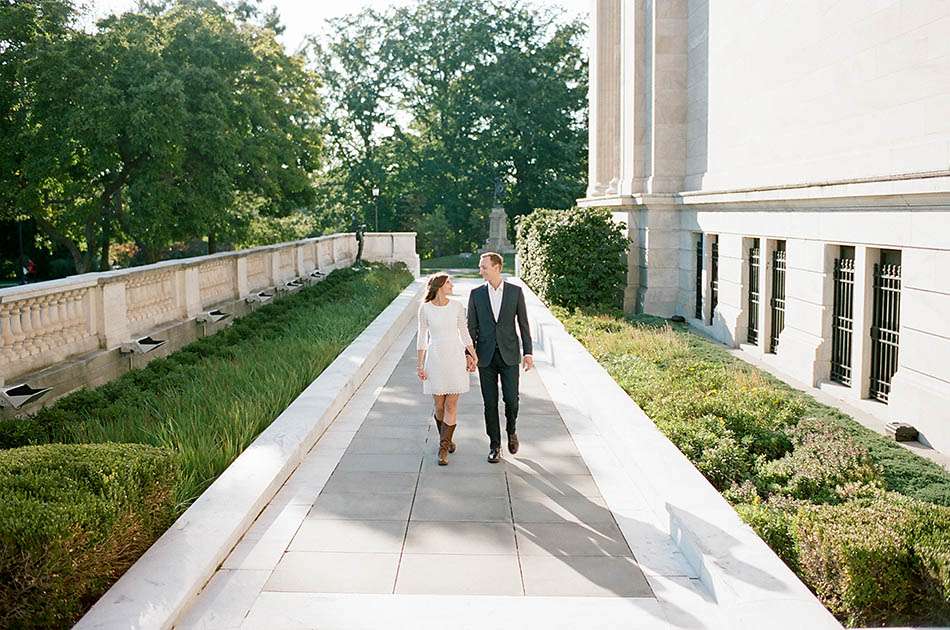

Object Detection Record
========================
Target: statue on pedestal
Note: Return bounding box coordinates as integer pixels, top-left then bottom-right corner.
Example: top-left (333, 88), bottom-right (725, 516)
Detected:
top-left (480, 178), bottom-right (516, 255)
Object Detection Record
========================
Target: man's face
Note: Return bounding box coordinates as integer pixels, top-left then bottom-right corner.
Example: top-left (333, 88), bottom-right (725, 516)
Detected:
top-left (478, 257), bottom-right (499, 281)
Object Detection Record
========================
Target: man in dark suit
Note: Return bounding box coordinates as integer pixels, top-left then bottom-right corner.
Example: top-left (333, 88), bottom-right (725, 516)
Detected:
top-left (466, 252), bottom-right (533, 463)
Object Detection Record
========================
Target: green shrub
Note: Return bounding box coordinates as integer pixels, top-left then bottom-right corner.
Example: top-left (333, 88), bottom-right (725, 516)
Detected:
top-left (757, 417), bottom-right (884, 503)
top-left (516, 206), bottom-right (627, 309)
top-left (796, 495), bottom-right (950, 626)
top-left (0, 443), bottom-right (178, 629)
top-left (735, 501), bottom-right (800, 572)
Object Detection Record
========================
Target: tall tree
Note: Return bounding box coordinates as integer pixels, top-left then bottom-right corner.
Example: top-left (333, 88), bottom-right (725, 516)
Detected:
top-left (311, 0), bottom-right (587, 256)
top-left (0, 0), bottom-right (323, 272)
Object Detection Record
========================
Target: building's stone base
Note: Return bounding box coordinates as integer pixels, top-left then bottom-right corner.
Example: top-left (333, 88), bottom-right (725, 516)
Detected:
top-left (890, 369), bottom-right (950, 453)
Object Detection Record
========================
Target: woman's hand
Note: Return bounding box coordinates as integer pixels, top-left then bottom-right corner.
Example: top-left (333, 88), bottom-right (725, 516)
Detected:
top-left (417, 366), bottom-right (427, 380)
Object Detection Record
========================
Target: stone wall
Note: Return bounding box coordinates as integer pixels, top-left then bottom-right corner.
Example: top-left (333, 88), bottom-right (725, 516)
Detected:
top-left (0, 232), bottom-right (420, 415)
top-left (579, 1), bottom-right (950, 451)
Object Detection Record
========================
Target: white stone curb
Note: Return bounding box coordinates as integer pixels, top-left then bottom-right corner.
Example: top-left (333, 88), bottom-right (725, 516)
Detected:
top-left (515, 280), bottom-right (842, 630)
top-left (74, 277), bottom-right (426, 630)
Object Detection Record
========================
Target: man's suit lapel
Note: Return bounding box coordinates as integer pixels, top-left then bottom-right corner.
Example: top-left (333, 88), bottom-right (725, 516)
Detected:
top-left (479, 284), bottom-right (495, 325)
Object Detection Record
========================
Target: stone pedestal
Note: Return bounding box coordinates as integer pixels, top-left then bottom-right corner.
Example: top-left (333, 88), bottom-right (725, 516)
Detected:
top-left (480, 206), bottom-right (516, 254)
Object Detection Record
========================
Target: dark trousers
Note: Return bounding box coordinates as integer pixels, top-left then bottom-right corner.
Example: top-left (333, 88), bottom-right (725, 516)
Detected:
top-left (478, 348), bottom-right (520, 449)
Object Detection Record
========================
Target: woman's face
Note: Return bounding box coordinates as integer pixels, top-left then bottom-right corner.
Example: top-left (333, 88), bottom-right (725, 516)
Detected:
top-left (441, 277), bottom-right (453, 295)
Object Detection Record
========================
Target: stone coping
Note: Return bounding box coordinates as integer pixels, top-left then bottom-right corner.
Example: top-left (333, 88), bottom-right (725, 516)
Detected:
top-left (0, 232), bottom-right (418, 300)
top-left (516, 280), bottom-right (842, 630)
top-left (73, 278), bottom-right (425, 630)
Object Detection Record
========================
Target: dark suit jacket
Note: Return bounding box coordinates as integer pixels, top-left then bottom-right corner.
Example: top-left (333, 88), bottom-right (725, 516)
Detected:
top-left (467, 281), bottom-right (533, 367)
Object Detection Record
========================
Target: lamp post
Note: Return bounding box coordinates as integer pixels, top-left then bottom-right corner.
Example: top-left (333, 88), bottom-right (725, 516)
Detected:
top-left (16, 217), bottom-right (26, 285)
top-left (371, 186), bottom-right (380, 232)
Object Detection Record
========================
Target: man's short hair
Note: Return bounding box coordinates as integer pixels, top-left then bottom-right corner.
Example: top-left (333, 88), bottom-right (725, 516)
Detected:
top-left (480, 252), bottom-right (503, 269)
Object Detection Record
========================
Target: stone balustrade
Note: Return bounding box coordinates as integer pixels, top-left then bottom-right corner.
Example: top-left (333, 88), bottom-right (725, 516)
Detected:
top-left (0, 232), bottom-right (419, 385)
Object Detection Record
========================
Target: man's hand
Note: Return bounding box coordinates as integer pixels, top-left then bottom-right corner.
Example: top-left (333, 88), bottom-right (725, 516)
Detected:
top-left (523, 355), bottom-right (534, 371)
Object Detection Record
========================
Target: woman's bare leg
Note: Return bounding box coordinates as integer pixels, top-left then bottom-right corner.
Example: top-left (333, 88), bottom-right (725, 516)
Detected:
top-left (443, 394), bottom-right (459, 426)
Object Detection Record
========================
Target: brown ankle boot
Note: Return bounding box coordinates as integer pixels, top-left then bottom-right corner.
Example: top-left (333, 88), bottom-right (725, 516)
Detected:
top-left (433, 413), bottom-right (455, 453)
top-left (438, 424), bottom-right (457, 466)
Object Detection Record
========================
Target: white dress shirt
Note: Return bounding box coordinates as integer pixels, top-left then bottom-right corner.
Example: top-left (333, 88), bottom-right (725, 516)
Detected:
top-left (487, 280), bottom-right (504, 321)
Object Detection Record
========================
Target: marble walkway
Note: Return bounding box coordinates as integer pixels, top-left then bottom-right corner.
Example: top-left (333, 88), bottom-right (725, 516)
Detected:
top-left (173, 280), bottom-right (714, 629)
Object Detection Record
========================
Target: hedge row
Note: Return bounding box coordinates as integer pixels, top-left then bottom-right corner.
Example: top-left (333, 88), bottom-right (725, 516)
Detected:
top-left (558, 308), bottom-right (950, 627)
top-left (0, 443), bottom-right (178, 629)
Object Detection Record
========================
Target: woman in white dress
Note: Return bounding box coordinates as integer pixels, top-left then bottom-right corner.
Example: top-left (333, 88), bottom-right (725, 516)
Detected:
top-left (417, 273), bottom-right (476, 465)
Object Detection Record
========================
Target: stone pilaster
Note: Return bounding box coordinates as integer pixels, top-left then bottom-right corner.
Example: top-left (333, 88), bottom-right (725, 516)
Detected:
top-left (635, 203), bottom-right (680, 317)
top-left (587, 0), bottom-right (622, 197)
top-left (645, 0), bottom-right (687, 194)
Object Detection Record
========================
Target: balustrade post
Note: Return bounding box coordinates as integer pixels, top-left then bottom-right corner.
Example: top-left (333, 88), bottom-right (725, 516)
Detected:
top-left (269, 249), bottom-right (281, 286)
top-left (99, 280), bottom-right (131, 348)
top-left (183, 265), bottom-right (201, 319)
top-left (235, 255), bottom-right (249, 299)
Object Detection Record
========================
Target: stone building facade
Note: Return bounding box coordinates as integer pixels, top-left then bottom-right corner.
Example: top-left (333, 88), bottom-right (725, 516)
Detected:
top-left (579, 1), bottom-right (950, 450)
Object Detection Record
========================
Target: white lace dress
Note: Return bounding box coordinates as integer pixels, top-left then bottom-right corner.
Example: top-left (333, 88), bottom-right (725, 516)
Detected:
top-left (417, 299), bottom-right (473, 395)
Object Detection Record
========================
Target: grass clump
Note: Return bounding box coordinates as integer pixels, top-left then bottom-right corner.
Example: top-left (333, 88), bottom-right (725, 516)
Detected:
top-left (557, 307), bottom-right (950, 626)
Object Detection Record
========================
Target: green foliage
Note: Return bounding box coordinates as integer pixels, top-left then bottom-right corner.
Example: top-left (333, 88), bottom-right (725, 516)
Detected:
top-left (0, 443), bottom-right (178, 629)
top-left (796, 495), bottom-right (950, 626)
top-left (1, 0), bottom-right (323, 271)
top-left (310, 0), bottom-right (588, 252)
top-left (735, 501), bottom-right (800, 572)
top-left (557, 309), bottom-right (950, 625)
top-left (757, 417), bottom-right (884, 503)
top-left (517, 207), bottom-right (627, 309)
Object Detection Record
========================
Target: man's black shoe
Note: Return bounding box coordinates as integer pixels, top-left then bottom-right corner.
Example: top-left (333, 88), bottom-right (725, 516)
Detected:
top-left (487, 447), bottom-right (501, 463)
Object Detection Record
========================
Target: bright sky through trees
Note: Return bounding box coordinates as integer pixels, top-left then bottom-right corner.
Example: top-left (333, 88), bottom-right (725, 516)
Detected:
top-left (88, 0), bottom-right (591, 53)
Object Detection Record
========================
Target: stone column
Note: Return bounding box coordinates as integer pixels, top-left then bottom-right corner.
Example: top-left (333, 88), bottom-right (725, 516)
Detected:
top-left (779, 239), bottom-right (831, 385)
top-left (890, 248), bottom-right (950, 451)
top-left (619, 0), bottom-right (647, 195)
top-left (636, 203), bottom-right (680, 317)
top-left (587, 0), bottom-right (622, 197)
top-left (715, 233), bottom-right (745, 347)
top-left (645, 0), bottom-right (687, 194)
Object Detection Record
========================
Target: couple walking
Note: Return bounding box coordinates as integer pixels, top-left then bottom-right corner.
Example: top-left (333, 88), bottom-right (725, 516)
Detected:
top-left (416, 252), bottom-right (533, 466)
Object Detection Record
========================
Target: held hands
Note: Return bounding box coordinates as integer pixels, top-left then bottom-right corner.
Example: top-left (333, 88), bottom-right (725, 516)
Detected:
top-left (523, 355), bottom-right (534, 371)
top-left (465, 355), bottom-right (477, 373)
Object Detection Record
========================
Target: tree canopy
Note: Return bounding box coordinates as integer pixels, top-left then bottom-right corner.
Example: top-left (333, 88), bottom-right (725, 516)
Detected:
top-left (0, 0), bottom-right (323, 273)
top-left (310, 0), bottom-right (587, 256)
top-left (1, 0), bottom-right (587, 276)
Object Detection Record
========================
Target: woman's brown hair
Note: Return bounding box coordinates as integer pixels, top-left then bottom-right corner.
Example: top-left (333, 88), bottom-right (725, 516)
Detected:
top-left (425, 272), bottom-right (450, 302)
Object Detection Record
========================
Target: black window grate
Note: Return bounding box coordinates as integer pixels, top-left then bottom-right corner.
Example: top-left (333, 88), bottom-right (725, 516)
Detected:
top-left (831, 256), bottom-right (855, 386)
top-left (870, 262), bottom-right (901, 403)
top-left (694, 236), bottom-right (703, 319)
top-left (770, 245), bottom-right (786, 353)
top-left (747, 243), bottom-right (760, 344)
top-left (710, 238), bottom-right (719, 324)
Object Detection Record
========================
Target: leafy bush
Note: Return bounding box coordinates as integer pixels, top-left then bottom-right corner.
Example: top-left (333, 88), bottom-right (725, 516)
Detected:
top-left (0, 443), bottom-right (178, 629)
top-left (757, 417), bottom-right (884, 503)
top-left (735, 501), bottom-right (800, 572)
top-left (516, 206), bottom-right (627, 309)
top-left (796, 494), bottom-right (950, 626)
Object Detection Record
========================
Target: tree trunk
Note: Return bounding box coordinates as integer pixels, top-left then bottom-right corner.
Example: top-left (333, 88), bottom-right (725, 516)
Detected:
top-left (208, 230), bottom-right (217, 255)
